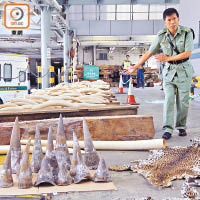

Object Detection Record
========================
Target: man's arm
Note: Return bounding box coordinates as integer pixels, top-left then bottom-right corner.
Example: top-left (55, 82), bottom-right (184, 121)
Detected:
top-left (125, 51), bottom-right (153, 75)
top-left (154, 51), bottom-right (192, 62)
top-left (155, 30), bottom-right (193, 62)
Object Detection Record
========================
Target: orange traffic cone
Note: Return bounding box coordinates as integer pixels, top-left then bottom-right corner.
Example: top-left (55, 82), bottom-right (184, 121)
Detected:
top-left (127, 78), bottom-right (138, 104)
top-left (118, 74), bottom-right (124, 94)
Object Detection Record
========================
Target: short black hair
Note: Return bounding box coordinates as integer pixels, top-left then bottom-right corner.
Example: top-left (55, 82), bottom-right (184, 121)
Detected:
top-left (163, 8), bottom-right (179, 20)
top-left (139, 54), bottom-right (142, 57)
top-left (126, 55), bottom-right (130, 57)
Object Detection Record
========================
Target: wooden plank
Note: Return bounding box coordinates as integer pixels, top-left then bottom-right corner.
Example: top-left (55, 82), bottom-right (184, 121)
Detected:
top-left (0, 115), bottom-right (154, 145)
top-left (108, 101), bottom-right (120, 105)
top-left (0, 105), bottom-right (138, 123)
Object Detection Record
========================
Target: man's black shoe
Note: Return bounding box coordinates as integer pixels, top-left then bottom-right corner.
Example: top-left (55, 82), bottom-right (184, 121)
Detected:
top-left (162, 132), bottom-right (172, 140)
top-left (179, 129), bottom-right (187, 136)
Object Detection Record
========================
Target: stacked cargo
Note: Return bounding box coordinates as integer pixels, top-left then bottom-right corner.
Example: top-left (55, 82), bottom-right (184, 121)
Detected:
top-left (75, 65), bottom-right (161, 87)
top-left (74, 65), bottom-right (121, 87)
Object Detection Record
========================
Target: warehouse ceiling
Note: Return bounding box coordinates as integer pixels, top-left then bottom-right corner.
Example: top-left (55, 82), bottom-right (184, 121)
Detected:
top-left (0, 0), bottom-right (179, 59)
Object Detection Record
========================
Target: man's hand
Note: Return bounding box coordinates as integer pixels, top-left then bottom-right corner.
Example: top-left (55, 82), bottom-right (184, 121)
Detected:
top-left (119, 70), bottom-right (123, 75)
top-left (124, 66), bottom-right (137, 75)
top-left (154, 53), bottom-right (169, 62)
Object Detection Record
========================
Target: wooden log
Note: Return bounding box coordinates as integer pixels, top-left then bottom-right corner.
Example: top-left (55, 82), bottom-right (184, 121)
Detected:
top-left (0, 126), bottom-right (24, 146)
top-left (0, 105), bottom-right (138, 123)
top-left (0, 115), bottom-right (154, 145)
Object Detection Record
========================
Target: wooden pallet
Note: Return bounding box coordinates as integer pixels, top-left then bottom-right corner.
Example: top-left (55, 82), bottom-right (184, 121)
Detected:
top-left (0, 104), bottom-right (138, 123)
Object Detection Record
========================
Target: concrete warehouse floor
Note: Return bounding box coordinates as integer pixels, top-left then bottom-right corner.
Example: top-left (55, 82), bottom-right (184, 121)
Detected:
top-left (52, 86), bottom-right (200, 200)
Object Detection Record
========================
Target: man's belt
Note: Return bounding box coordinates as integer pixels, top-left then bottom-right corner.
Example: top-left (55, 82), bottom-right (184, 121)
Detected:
top-left (168, 58), bottom-right (189, 65)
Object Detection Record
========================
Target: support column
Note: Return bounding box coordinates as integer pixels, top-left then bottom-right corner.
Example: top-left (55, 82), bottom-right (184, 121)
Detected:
top-left (72, 29), bottom-right (77, 83)
top-left (61, 66), bottom-right (64, 82)
top-left (49, 66), bottom-right (55, 87)
top-left (93, 45), bottom-right (96, 65)
top-left (37, 66), bottom-right (42, 89)
top-left (41, 6), bottom-right (51, 89)
top-left (64, 5), bottom-right (70, 82)
top-left (27, 57), bottom-right (31, 94)
top-left (64, 30), bottom-right (70, 82)
top-left (58, 68), bottom-right (61, 84)
top-left (69, 35), bottom-right (72, 82)
top-left (144, 43), bottom-right (148, 66)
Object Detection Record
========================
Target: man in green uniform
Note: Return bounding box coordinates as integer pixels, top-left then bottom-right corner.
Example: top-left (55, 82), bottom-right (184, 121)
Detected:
top-left (125, 8), bottom-right (194, 140)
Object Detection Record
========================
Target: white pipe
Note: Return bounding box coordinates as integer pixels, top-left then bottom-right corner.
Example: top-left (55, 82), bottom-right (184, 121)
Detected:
top-left (20, 139), bottom-right (166, 151)
top-left (0, 145), bottom-right (84, 155)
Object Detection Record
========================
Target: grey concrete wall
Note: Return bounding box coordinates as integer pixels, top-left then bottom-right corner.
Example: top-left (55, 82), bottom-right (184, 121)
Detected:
top-left (78, 47), bottom-right (143, 66)
top-left (179, 0), bottom-right (200, 76)
top-left (70, 20), bottom-right (163, 36)
top-left (179, 0), bottom-right (199, 44)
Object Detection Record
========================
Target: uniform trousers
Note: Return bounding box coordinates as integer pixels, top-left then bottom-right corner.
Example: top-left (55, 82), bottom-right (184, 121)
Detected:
top-left (163, 74), bottom-right (192, 134)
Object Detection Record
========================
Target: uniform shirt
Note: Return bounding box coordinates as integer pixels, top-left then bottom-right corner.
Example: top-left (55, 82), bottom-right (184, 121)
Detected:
top-left (149, 25), bottom-right (194, 82)
top-left (122, 60), bottom-right (132, 70)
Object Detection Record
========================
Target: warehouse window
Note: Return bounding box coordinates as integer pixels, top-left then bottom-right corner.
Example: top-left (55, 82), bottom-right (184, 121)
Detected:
top-left (132, 4), bottom-right (149, 20)
top-left (19, 71), bottom-right (26, 82)
top-left (84, 13), bottom-right (96, 20)
top-left (100, 5), bottom-right (115, 20)
top-left (133, 4), bottom-right (148, 12)
top-left (117, 5), bottom-right (130, 20)
top-left (149, 13), bottom-right (163, 20)
top-left (70, 5), bottom-right (82, 13)
top-left (99, 53), bottom-right (108, 60)
top-left (4, 63), bottom-right (12, 82)
top-left (149, 4), bottom-right (165, 20)
top-left (100, 13), bottom-right (115, 20)
top-left (150, 4), bottom-right (165, 12)
top-left (83, 5), bottom-right (96, 20)
top-left (69, 3), bottom-right (179, 21)
top-left (133, 13), bottom-right (148, 20)
top-left (69, 5), bottom-right (82, 20)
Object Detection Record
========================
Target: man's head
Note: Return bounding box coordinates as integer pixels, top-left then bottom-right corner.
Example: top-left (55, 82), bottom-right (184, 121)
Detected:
top-left (163, 8), bottom-right (179, 20)
top-left (163, 8), bottom-right (179, 34)
top-left (139, 54), bottom-right (142, 58)
top-left (126, 55), bottom-right (130, 60)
